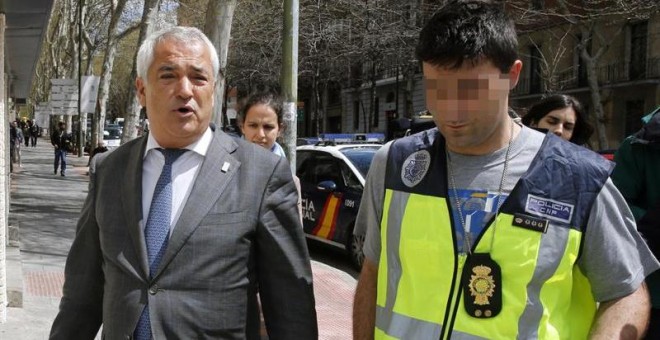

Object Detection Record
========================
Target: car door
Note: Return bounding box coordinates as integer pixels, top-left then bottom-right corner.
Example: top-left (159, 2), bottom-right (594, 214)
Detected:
top-left (297, 151), bottom-right (345, 242)
top-left (332, 159), bottom-right (363, 245)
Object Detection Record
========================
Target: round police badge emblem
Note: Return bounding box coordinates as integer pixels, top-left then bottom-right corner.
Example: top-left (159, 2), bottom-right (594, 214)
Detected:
top-left (401, 150), bottom-right (431, 187)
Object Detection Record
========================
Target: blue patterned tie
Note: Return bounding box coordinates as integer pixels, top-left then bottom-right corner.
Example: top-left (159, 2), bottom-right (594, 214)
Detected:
top-left (134, 148), bottom-right (187, 340)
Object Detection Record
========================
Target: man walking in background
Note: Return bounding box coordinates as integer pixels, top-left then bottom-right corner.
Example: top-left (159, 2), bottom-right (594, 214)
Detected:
top-left (50, 121), bottom-right (69, 177)
top-left (30, 118), bottom-right (40, 147)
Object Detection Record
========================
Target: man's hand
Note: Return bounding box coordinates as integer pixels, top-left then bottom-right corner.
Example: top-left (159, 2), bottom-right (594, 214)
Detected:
top-left (353, 258), bottom-right (378, 340)
top-left (590, 283), bottom-right (651, 339)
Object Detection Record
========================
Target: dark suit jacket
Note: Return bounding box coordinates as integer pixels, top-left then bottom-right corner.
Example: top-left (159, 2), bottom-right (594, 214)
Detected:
top-left (51, 129), bottom-right (70, 149)
top-left (50, 129), bottom-right (318, 339)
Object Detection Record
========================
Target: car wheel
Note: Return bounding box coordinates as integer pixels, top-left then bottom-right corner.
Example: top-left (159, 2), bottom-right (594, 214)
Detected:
top-left (346, 225), bottom-right (365, 270)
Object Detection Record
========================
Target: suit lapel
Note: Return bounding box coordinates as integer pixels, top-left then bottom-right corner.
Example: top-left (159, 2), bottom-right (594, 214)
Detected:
top-left (121, 136), bottom-right (150, 279)
top-left (154, 131), bottom-right (240, 278)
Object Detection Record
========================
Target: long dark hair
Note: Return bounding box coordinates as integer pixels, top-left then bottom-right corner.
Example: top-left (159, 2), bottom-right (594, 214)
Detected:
top-left (523, 94), bottom-right (594, 145)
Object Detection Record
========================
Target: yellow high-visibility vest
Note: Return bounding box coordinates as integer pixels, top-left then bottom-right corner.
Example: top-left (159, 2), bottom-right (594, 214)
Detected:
top-left (374, 129), bottom-right (612, 339)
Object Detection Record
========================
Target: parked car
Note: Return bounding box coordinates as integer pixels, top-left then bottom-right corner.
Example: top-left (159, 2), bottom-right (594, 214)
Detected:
top-left (296, 140), bottom-right (382, 269)
top-left (103, 125), bottom-right (122, 149)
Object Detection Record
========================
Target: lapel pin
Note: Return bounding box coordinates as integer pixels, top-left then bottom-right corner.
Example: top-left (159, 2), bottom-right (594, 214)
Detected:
top-left (221, 162), bottom-right (230, 173)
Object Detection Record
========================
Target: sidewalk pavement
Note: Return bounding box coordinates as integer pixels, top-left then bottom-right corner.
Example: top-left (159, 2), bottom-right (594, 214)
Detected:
top-left (0, 138), bottom-right (356, 339)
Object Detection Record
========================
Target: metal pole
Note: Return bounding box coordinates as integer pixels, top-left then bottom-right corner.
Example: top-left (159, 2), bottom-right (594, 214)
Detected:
top-left (77, 0), bottom-right (84, 157)
top-left (280, 0), bottom-right (299, 173)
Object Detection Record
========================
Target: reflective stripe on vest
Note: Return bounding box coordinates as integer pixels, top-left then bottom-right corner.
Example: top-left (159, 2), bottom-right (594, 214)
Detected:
top-left (375, 189), bottom-right (596, 339)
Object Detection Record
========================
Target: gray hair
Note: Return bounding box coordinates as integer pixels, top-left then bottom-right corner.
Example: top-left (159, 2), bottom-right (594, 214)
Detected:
top-left (136, 26), bottom-right (220, 83)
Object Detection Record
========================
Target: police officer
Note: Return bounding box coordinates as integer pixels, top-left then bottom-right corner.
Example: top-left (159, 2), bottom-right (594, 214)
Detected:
top-left (352, 1), bottom-right (658, 339)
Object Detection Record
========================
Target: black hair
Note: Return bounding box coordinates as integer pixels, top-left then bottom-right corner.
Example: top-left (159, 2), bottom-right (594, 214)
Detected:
top-left (522, 94), bottom-right (594, 145)
top-left (416, 0), bottom-right (518, 73)
top-left (239, 91), bottom-right (285, 129)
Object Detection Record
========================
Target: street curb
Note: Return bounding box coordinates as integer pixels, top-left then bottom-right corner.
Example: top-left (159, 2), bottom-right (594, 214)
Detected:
top-left (6, 245), bottom-right (22, 308)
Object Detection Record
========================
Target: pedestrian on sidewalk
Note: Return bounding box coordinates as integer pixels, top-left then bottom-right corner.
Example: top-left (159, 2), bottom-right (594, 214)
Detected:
top-left (10, 120), bottom-right (24, 167)
top-left (9, 120), bottom-right (20, 171)
top-left (86, 141), bottom-right (109, 169)
top-left (30, 118), bottom-right (40, 147)
top-left (50, 121), bottom-right (70, 176)
top-left (22, 118), bottom-right (30, 147)
top-left (352, 1), bottom-right (658, 339)
top-left (50, 26), bottom-right (317, 340)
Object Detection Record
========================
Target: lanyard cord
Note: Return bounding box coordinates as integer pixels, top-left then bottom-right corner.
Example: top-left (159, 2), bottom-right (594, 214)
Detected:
top-left (447, 119), bottom-right (514, 254)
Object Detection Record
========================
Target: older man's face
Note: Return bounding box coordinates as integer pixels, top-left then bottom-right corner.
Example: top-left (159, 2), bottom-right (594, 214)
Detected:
top-left (136, 38), bottom-right (215, 148)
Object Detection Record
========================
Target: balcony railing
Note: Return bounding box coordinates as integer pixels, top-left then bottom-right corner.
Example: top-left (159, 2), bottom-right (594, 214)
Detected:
top-left (512, 57), bottom-right (660, 96)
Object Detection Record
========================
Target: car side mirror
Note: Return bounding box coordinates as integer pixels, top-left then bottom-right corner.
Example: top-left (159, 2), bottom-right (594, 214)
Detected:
top-left (317, 180), bottom-right (337, 192)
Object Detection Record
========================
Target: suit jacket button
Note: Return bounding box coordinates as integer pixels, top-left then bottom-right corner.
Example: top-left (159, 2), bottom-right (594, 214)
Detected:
top-left (149, 285), bottom-right (158, 295)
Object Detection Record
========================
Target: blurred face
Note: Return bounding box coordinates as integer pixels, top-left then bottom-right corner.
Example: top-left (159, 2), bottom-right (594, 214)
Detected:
top-left (241, 104), bottom-right (281, 150)
top-left (136, 38), bottom-right (215, 148)
top-left (423, 59), bottom-right (522, 155)
top-left (531, 107), bottom-right (576, 141)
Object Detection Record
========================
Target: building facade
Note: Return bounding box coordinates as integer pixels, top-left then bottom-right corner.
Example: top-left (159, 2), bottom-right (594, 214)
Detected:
top-left (511, 10), bottom-right (660, 149)
top-left (319, 3), bottom-right (659, 150)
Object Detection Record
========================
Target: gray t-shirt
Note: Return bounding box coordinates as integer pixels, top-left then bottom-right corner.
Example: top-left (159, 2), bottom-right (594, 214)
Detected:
top-left (357, 125), bottom-right (659, 302)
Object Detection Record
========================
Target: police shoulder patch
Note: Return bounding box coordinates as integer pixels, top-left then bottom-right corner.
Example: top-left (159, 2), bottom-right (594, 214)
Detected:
top-left (524, 194), bottom-right (574, 224)
top-left (401, 150), bottom-right (431, 188)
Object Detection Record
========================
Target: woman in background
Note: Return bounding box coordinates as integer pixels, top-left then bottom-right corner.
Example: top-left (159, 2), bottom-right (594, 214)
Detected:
top-left (523, 94), bottom-right (594, 145)
top-left (239, 91), bottom-right (303, 222)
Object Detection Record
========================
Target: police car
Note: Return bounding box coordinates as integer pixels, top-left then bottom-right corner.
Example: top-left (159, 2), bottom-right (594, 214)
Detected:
top-left (296, 134), bottom-right (383, 269)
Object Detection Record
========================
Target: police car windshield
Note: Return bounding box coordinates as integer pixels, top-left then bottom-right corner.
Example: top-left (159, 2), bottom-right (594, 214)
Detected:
top-left (341, 147), bottom-right (380, 177)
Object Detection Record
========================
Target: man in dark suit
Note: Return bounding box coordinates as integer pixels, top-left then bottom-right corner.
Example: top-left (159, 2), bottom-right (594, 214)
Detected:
top-left (50, 26), bottom-right (318, 339)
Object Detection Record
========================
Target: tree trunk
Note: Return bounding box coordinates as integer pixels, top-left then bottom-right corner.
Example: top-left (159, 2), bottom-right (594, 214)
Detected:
top-left (321, 81), bottom-right (328, 133)
top-left (405, 66), bottom-right (415, 118)
top-left (312, 75), bottom-right (319, 135)
top-left (582, 51), bottom-right (608, 150)
top-left (368, 61), bottom-right (376, 133)
top-left (280, 0), bottom-right (299, 170)
top-left (579, 25), bottom-right (609, 150)
top-left (121, 0), bottom-right (161, 144)
top-left (66, 3), bottom-right (76, 137)
top-left (360, 97), bottom-right (368, 133)
top-left (92, 0), bottom-right (128, 150)
top-left (204, 0), bottom-right (237, 129)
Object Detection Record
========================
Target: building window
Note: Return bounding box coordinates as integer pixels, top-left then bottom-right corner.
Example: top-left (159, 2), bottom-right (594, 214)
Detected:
top-left (625, 100), bottom-right (645, 136)
top-left (353, 100), bottom-right (360, 130)
top-left (350, 63), bottom-right (362, 88)
top-left (386, 92), bottom-right (395, 103)
top-left (529, 45), bottom-right (542, 93)
top-left (629, 21), bottom-right (648, 80)
top-left (531, 0), bottom-right (544, 10)
top-left (329, 84), bottom-right (341, 104)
